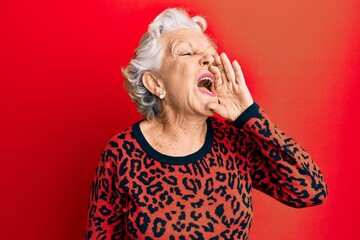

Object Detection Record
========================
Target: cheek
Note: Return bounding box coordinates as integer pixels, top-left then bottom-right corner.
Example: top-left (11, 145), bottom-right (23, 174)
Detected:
top-left (162, 59), bottom-right (197, 95)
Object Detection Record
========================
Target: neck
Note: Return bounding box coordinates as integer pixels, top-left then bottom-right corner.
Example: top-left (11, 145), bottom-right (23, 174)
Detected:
top-left (140, 113), bottom-right (209, 156)
top-left (155, 112), bottom-right (208, 137)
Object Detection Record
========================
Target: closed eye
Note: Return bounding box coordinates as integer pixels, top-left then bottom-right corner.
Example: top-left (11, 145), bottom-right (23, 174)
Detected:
top-left (179, 52), bottom-right (194, 56)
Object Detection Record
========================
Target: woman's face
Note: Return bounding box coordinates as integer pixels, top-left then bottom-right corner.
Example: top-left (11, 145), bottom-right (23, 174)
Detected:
top-left (158, 29), bottom-right (218, 118)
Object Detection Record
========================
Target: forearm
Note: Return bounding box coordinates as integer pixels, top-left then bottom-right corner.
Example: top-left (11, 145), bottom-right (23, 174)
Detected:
top-left (235, 103), bottom-right (328, 207)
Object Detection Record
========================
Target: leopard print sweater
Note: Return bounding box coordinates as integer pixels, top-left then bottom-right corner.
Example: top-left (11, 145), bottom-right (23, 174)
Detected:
top-left (85, 103), bottom-right (327, 239)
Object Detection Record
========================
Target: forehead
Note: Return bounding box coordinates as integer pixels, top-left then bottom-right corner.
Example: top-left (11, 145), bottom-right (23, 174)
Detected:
top-left (163, 29), bottom-right (217, 53)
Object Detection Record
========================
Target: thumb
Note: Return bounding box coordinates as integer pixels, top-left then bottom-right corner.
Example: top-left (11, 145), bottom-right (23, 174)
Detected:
top-left (207, 102), bottom-right (227, 118)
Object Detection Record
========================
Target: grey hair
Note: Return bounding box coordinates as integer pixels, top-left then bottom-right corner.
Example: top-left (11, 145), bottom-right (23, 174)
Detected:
top-left (121, 8), bottom-right (208, 119)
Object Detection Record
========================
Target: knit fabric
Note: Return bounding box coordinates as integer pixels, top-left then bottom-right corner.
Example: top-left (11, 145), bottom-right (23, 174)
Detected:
top-left (85, 103), bottom-right (327, 240)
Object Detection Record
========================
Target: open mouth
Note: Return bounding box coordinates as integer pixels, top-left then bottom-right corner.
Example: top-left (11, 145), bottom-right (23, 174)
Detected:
top-left (198, 77), bottom-right (213, 92)
top-left (197, 73), bottom-right (216, 96)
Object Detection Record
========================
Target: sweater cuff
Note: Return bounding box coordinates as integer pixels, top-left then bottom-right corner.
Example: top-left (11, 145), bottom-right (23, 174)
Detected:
top-left (233, 102), bottom-right (261, 129)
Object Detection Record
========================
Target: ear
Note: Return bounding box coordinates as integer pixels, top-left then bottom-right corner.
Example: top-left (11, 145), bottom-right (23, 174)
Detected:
top-left (142, 71), bottom-right (166, 99)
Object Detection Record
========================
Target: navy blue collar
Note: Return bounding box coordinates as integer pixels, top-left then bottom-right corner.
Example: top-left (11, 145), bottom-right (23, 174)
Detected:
top-left (132, 118), bottom-right (214, 165)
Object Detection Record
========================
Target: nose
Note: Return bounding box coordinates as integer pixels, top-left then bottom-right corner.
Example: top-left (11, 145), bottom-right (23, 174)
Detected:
top-left (200, 53), bottom-right (214, 66)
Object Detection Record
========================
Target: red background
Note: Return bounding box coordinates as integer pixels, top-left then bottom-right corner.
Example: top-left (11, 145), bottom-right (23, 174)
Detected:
top-left (1, 0), bottom-right (360, 239)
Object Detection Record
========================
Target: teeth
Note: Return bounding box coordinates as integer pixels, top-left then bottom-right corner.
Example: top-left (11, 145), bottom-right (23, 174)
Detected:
top-left (200, 77), bottom-right (213, 82)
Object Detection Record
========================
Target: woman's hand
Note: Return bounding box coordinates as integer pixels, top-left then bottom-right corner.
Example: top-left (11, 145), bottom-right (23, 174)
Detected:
top-left (208, 52), bottom-right (254, 121)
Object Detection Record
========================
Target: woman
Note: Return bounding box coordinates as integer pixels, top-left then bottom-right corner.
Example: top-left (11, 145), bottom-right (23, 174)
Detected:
top-left (85, 8), bottom-right (327, 240)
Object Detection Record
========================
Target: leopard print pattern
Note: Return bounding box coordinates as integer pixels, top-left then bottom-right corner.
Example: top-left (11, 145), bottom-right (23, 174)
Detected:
top-left (85, 104), bottom-right (327, 239)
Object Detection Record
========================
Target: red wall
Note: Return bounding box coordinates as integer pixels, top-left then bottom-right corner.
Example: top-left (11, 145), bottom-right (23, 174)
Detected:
top-left (1, 0), bottom-right (359, 239)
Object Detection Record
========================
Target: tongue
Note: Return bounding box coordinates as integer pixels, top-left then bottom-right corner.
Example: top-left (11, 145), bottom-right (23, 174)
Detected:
top-left (199, 86), bottom-right (211, 93)
top-left (197, 80), bottom-right (212, 92)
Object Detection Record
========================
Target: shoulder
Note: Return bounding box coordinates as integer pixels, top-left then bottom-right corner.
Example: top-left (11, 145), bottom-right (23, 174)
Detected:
top-left (100, 123), bottom-right (139, 163)
top-left (208, 116), bottom-right (244, 142)
top-left (106, 125), bottom-right (135, 148)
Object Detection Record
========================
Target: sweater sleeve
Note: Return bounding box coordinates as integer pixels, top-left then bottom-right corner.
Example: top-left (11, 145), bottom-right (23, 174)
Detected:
top-left (234, 103), bottom-right (328, 208)
top-left (85, 140), bottom-right (124, 239)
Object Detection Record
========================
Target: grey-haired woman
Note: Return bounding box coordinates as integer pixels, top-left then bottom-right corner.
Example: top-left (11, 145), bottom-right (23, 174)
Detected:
top-left (86, 8), bottom-right (327, 240)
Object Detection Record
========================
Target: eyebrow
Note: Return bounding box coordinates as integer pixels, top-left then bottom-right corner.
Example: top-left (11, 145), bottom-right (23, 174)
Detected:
top-left (168, 39), bottom-right (190, 53)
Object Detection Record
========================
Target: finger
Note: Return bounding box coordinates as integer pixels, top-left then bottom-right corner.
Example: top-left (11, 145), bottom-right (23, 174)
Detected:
top-left (213, 54), bottom-right (228, 88)
top-left (220, 53), bottom-right (236, 84)
top-left (209, 65), bottom-right (223, 88)
top-left (214, 53), bottom-right (222, 66)
top-left (209, 64), bottom-right (221, 75)
top-left (213, 54), bottom-right (226, 80)
top-left (232, 60), bottom-right (246, 85)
